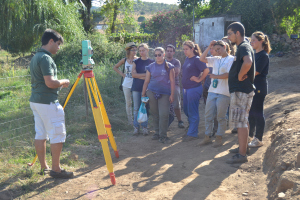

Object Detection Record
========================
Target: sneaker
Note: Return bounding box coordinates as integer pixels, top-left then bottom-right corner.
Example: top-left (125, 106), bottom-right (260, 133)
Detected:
top-left (178, 121), bottom-right (185, 128)
top-left (226, 153), bottom-right (248, 164)
top-left (50, 169), bottom-right (74, 179)
top-left (142, 127), bottom-right (148, 136)
top-left (133, 127), bottom-right (139, 136)
top-left (198, 135), bottom-right (212, 146)
top-left (182, 135), bottom-right (199, 142)
top-left (212, 136), bottom-right (223, 148)
top-left (248, 137), bottom-right (263, 148)
top-left (159, 136), bottom-right (171, 144)
top-left (152, 134), bottom-right (159, 140)
top-left (231, 128), bottom-right (238, 134)
top-left (229, 147), bottom-right (250, 154)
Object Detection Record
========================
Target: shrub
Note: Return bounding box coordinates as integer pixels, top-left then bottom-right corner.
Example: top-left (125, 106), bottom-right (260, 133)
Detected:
top-left (108, 32), bottom-right (156, 44)
top-left (54, 32), bottom-right (124, 70)
top-left (138, 16), bottom-right (146, 22)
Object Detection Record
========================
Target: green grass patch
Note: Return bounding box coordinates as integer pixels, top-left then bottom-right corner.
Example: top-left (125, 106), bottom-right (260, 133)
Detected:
top-left (0, 48), bottom-right (131, 197)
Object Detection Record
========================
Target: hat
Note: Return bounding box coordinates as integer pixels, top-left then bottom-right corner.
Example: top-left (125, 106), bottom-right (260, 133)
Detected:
top-left (125, 42), bottom-right (137, 50)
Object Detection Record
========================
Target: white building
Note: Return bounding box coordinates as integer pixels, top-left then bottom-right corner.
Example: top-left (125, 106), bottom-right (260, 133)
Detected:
top-left (195, 15), bottom-right (241, 50)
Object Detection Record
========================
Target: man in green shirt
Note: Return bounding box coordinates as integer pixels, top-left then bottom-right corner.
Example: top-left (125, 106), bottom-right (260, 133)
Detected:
top-left (30, 29), bottom-right (73, 178)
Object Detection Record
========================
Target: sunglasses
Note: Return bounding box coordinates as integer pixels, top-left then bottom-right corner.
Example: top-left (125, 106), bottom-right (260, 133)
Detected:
top-left (154, 54), bottom-right (162, 57)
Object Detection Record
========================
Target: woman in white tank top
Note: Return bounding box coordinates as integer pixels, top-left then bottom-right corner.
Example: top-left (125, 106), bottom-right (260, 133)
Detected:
top-left (113, 42), bottom-right (138, 125)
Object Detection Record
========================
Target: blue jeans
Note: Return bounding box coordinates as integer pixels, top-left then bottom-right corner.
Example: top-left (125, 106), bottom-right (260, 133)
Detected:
top-left (132, 91), bottom-right (147, 128)
top-left (205, 92), bottom-right (230, 136)
top-left (183, 85), bottom-right (203, 137)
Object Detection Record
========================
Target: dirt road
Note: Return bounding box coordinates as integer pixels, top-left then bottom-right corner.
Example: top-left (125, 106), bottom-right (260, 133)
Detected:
top-left (4, 56), bottom-right (300, 200)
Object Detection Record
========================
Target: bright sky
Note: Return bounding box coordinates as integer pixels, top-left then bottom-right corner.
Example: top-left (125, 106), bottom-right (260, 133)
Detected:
top-left (141, 0), bottom-right (178, 5)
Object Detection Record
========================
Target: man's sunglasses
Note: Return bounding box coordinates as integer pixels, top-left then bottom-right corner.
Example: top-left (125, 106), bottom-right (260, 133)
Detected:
top-left (154, 54), bottom-right (162, 57)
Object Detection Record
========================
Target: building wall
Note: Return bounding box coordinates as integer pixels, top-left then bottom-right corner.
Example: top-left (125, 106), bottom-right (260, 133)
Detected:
top-left (198, 17), bottom-right (225, 50)
top-left (196, 15), bottom-right (241, 51)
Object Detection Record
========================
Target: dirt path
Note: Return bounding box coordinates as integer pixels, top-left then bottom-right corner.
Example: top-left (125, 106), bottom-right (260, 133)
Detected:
top-left (12, 56), bottom-right (300, 200)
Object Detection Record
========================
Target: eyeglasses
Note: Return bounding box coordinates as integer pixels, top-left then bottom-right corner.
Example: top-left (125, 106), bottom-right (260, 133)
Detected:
top-left (130, 49), bottom-right (137, 52)
top-left (154, 54), bottom-right (162, 57)
top-left (227, 32), bottom-right (234, 36)
top-left (166, 50), bottom-right (173, 53)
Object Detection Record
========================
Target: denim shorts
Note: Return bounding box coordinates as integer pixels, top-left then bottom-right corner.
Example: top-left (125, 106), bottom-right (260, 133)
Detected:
top-left (30, 102), bottom-right (66, 144)
top-left (229, 91), bottom-right (254, 129)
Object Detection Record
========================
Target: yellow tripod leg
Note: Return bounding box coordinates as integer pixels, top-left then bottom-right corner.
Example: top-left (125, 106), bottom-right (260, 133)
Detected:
top-left (28, 73), bottom-right (83, 167)
top-left (63, 73), bottom-right (83, 109)
top-left (86, 78), bottom-right (116, 185)
top-left (92, 77), bottom-right (119, 158)
top-left (27, 154), bottom-right (38, 166)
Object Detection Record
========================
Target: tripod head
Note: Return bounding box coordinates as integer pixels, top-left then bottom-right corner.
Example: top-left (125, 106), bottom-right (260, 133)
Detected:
top-left (80, 40), bottom-right (95, 69)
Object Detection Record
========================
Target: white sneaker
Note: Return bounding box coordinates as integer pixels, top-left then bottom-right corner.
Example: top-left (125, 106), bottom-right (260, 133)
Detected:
top-left (248, 137), bottom-right (263, 148)
top-left (133, 127), bottom-right (139, 136)
top-left (142, 127), bottom-right (148, 136)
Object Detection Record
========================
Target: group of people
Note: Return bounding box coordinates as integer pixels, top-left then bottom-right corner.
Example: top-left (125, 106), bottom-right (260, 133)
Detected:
top-left (114, 22), bottom-right (271, 164)
top-left (28, 21), bottom-right (271, 180)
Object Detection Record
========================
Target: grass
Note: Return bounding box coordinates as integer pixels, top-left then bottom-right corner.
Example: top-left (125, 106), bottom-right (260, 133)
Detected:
top-left (0, 49), bottom-right (132, 198)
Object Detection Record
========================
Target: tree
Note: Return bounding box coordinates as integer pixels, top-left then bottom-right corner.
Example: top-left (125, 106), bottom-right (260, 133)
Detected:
top-left (79, 0), bottom-right (93, 32)
top-left (142, 9), bottom-right (192, 46)
top-left (0, 0), bottom-right (85, 55)
top-left (180, 0), bottom-right (300, 35)
top-left (100, 0), bottom-right (137, 34)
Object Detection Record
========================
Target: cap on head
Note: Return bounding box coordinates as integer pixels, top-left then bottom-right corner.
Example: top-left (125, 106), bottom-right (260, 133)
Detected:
top-left (125, 42), bottom-right (137, 50)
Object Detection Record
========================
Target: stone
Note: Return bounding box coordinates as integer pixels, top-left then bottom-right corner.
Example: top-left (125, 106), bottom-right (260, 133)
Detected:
top-left (242, 192), bottom-right (248, 196)
top-left (296, 152), bottom-right (300, 168)
top-left (277, 171), bottom-right (300, 193)
top-left (278, 192), bottom-right (285, 198)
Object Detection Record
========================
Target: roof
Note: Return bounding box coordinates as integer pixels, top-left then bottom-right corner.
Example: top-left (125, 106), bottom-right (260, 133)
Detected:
top-left (198, 14), bottom-right (241, 21)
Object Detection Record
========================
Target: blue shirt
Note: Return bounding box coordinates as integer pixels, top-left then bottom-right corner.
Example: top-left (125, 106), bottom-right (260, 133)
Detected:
top-left (181, 56), bottom-right (207, 89)
top-left (131, 58), bottom-right (154, 92)
top-left (167, 58), bottom-right (181, 85)
top-left (146, 61), bottom-right (175, 95)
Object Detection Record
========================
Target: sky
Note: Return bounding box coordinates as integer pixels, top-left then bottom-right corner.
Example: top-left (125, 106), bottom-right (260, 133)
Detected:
top-left (141, 0), bottom-right (178, 4)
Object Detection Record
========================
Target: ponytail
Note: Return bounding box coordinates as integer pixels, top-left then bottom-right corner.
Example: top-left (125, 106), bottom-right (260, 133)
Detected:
top-left (183, 40), bottom-right (202, 57)
top-left (224, 42), bottom-right (231, 54)
top-left (263, 35), bottom-right (272, 54)
top-left (194, 44), bottom-right (202, 57)
top-left (252, 31), bottom-right (272, 54)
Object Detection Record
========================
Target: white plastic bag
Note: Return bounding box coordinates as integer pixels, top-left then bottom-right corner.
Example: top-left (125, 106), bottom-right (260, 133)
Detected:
top-left (137, 102), bottom-right (147, 123)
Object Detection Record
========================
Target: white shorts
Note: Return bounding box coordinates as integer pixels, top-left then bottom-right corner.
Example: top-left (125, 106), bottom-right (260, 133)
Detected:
top-left (30, 102), bottom-right (66, 144)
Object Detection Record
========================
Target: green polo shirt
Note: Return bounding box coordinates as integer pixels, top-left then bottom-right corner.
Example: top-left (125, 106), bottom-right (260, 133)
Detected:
top-left (29, 48), bottom-right (59, 104)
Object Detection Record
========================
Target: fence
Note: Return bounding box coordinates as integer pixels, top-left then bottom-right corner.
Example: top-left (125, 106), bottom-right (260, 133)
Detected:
top-left (0, 60), bottom-right (129, 156)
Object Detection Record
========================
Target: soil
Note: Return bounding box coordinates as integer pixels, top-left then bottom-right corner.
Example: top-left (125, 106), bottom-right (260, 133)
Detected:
top-left (1, 56), bottom-right (300, 200)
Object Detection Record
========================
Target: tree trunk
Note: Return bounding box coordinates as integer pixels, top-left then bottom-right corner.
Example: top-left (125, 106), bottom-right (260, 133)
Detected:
top-left (111, 4), bottom-right (119, 33)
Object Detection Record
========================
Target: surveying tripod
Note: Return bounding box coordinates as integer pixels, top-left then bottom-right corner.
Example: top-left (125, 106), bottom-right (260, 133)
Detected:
top-left (28, 40), bottom-right (118, 185)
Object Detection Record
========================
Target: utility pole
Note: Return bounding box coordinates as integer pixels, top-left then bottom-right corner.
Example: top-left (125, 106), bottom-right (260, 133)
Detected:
top-left (193, 0), bottom-right (195, 41)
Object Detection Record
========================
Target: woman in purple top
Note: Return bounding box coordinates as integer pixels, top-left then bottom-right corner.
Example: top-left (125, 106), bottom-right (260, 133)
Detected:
top-left (142, 47), bottom-right (175, 144)
top-left (181, 40), bottom-right (209, 142)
